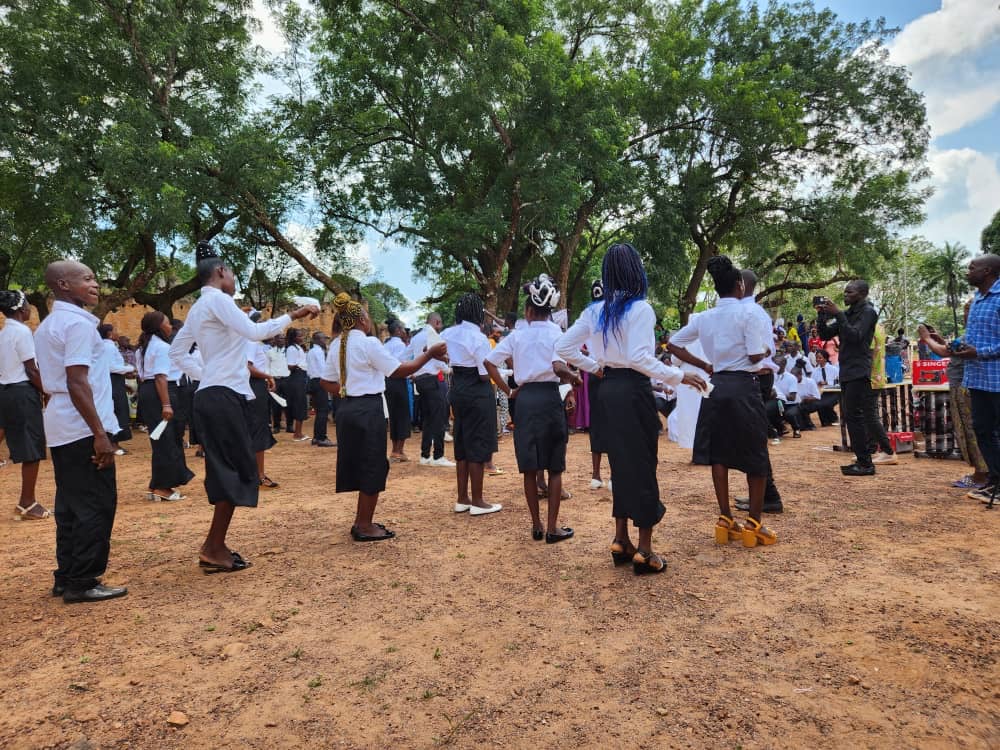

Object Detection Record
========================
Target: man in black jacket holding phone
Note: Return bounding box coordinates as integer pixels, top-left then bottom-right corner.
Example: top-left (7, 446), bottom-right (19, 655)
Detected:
top-left (816, 280), bottom-right (895, 476)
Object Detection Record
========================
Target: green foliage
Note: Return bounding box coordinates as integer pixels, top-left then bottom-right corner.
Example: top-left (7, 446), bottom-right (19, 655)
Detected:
top-left (916, 241), bottom-right (970, 337)
top-left (982, 209), bottom-right (1000, 255)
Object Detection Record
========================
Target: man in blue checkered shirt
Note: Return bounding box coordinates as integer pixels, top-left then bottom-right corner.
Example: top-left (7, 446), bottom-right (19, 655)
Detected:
top-left (954, 254), bottom-right (1000, 501)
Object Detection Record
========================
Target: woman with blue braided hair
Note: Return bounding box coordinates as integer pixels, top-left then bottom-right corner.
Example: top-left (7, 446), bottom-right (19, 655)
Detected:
top-left (557, 243), bottom-right (706, 575)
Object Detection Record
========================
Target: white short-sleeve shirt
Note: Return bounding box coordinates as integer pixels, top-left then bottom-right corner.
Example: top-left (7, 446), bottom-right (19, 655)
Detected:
top-left (323, 330), bottom-right (400, 396)
top-left (286, 343), bottom-right (306, 369)
top-left (305, 344), bottom-right (326, 378)
top-left (796, 376), bottom-right (821, 402)
top-left (34, 301), bottom-right (119, 446)
top-left (142, 336), bottom-right (173, 380)
top-left (486, 320), bottom-right (563, 384)
top-left (0, 318), bottom-right (35, 384)
top-left (441, 321), bottom-right (491, 375)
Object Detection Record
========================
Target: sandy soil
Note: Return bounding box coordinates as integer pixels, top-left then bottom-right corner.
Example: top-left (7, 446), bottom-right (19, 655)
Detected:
top-left (1, 420), bottom-right (998, 749)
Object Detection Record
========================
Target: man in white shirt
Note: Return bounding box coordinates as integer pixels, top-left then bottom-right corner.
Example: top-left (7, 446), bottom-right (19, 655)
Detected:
top-left (794, 366), bottom-right (823, 430)
top-left (0, 290), bottom-right (50, 520)
top-left (169, 241), bottom-right (317, 573)
top-left (811, 349), bottom-right (841, 426)
top-left (306, 331), bottom-right (334, 447)
top-left (35, 261), bottom-right (126, 603)
top-left (405, 312), bottom-right (452, 466)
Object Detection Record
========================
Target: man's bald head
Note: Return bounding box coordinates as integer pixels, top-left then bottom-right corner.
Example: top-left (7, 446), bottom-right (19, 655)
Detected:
top-left (44, 260), bottom-right (89, 290)
top-left (978, 254), bottom-right (1000, 274)
top-left (427, 311), bottom-right (443, 332)
top-left (741, 269), bottom-right (758, 296)
top-left (44, 260), bottom-right (99, 308)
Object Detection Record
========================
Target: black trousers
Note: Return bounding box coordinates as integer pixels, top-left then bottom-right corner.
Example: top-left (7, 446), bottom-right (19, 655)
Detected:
top-left (310, 377), bottom-right (331, 441)
top-left (176, 378), bottom-right (199, 446)
top-left (271, 377), bottom-right (287, 429)
top-left (655, 396), bottom-right (675, 428)
top-left (969, 389), bottom-right (1000, 484)
top-left (756, 372), bottom-right (782, 504)
top-left (842, 378), bottom-right (892, 465)
top-left (52, 435), bottom-right (117, 592)
top-left (110, 374), bottom-right (132, 442)
top-left (415, 374), bottom-right (446, 459)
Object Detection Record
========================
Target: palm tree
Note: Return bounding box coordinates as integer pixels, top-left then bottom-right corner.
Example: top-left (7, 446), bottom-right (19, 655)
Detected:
top-left (919, 242), bottom-right (970, 337)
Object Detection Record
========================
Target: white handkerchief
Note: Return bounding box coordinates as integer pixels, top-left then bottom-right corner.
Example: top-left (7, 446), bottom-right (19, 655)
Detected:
top-left (699, 382), bottom-right (715, 399)
top-left (559, 383), bottom-right (572, 401)
top-left (149, 421), bottom-right (168, 441)
top-left (292, 296), bottom-right (320, 308)
top-left (270, 391), bottom-right (287, 407)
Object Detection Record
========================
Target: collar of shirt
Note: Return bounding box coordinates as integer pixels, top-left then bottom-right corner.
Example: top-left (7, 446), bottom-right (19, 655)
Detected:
top-left (974, 278), bottom-right (1000, 301)
top-left (52, 299), bottom-right (99, 325)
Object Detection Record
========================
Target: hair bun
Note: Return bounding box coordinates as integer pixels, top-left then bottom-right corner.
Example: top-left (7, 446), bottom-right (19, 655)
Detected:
top-left (525, 274), bottom-right (560, 309)
top-left (706, 255), bottom-right (733, 275)
top-left (0, 290), bottom-right (26, 313)
top-left (196, 240), bottom-right (218, 262)
top-left (333, 292), bottom-right (352, 312)
top-left (591, 279), bottom-right (603, 301)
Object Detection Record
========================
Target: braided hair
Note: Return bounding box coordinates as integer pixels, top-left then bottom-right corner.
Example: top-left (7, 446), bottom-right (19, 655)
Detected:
top-left (138, 311), bottom-right (169, 356)
top-left (706, 255), bottom-right (742, 297)
top-left (523, 274), bottom-right (560, 317)
top-left (599, 242), bottom-right (648, 344)
top-left (333, 292), bottom-right (363, 396)
top-left (0, 290), bottom-right (28, 316)
top-left (195, 240), bottom-right (223, 283)
top-left (285, 327), bottom-right (303, 351)
top-left (455, 293), bottom-right (485, 326)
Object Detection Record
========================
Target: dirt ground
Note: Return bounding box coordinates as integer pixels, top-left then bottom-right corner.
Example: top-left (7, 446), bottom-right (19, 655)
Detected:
top-left (1, 418), bottom-right (998, 749)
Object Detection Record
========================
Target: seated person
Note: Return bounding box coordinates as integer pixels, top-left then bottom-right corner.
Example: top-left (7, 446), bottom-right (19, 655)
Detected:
top-left (810, 349), bottom-right (840, 426)
top-left (793, 366), bottom-right (822, 429)
top-left (765, 356), bottom-right (803, 438)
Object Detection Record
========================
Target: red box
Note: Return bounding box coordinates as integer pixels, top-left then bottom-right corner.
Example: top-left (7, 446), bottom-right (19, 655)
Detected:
top-left (889, 431), bottom-right (914, 454)
top-left (912, 359), bottom-right (948, 385)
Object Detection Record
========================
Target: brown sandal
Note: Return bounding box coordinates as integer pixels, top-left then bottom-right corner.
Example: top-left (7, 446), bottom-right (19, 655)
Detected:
top-left (632, 549), bottom-right (668, 575)
top-left (259, 476), bottom-right (279, 489)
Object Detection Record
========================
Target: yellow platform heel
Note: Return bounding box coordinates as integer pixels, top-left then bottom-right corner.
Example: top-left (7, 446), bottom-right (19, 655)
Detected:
top-left (714, 514), bottom-right (745, 544)
top-left (742, 517), bottom-right (777, 547)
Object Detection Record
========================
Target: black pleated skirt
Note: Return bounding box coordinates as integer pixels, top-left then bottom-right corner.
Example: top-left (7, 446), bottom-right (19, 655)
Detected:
top-left (587, 374), bottom-right (610, 454)
top-left (692, 371), bottom-right (769, 476)
top-left (138, 380), bottom-right (194, 490)
top-left (194, 386), bottom-right (259, 507)
top-left (512, 382), bottom-right (567, 473)
top-left (248, 377), bottom-right (277, 453)
top-left (110, 373), bottom-right (132, 442)
top-left (449, 366), bottom-right (497, 463)
top-left (284, 369), bottom-right (308, 421)
top-left (384, 376), bottom-right (411, 441)
top-left (335, 394), bottom-right (389, 494)
top-left (599, 367), bottom-right (664, 528)
top-left (0, 383), bottom-right (46, 464)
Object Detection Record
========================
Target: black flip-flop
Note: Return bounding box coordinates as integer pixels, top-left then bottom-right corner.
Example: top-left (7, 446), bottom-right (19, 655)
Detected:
top-left (350, 525), bottom-right (396, 542)
top-left (531, 527), bottom-right (545, 541)
top-left (199, 555), bottom-right (252, 574)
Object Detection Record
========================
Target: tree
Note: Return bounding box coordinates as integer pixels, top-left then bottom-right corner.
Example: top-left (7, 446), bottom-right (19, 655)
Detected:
top-left (983, 209), bottom-right (1000, 255)
top-left (918, 242), bottom-right (970, 337)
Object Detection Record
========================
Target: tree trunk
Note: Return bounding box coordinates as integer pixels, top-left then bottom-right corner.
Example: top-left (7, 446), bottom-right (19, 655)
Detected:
top-left (678, 241), bottom-right (714, 325)
top-left (27, 290), bottom-right (51, 321)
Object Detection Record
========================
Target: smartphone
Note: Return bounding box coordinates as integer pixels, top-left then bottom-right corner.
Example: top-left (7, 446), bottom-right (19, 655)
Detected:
top-left (812, 296), bottom-right (827, 306)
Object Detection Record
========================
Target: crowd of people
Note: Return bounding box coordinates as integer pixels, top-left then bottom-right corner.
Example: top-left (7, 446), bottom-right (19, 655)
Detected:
top-left (4, 243), bottom-right (1000, 602)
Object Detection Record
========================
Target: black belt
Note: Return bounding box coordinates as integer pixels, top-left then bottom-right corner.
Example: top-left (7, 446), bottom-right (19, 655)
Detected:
top-left (452, 366), bottom-right (480, 375)
top-left (0, 381), bottom-right (31, 390)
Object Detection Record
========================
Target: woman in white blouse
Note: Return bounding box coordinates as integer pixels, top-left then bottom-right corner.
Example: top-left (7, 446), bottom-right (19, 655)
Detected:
top-left (322, 294), bottom-right (448, 541)
top-left (283, 328), bottom-right (310, 441)
top-left (137, 311), bottom-right (194, 501)
top-left (557, 243), bottom-right (705, 575)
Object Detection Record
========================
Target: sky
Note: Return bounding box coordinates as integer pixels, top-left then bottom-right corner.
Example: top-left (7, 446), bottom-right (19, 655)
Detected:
top-left (253, 1), bottom-right (1000, 324)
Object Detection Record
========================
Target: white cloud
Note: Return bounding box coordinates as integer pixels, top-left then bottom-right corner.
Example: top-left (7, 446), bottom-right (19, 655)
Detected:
top-left (251, 0), bottom-right (288, 56)
top-left (888, 1), bottom-right (1000, 137)
top-left (919, 147), bottom-right (1000, 250)
top-left (889, 0), bottom-right (1000, 68)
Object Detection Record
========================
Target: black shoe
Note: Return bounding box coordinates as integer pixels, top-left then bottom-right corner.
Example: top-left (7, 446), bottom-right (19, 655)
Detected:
top-left (52, 585), bottom-right (65, 597)
top-left (841, 463), bottom-right (875, 476)
top-left (531, 527), bottom-right (544, 541)
top-left (734, 498), bottom-right (784, 513)
top-left (545, 527), bottom-right (574, 544)
top-left (63, 584), bottom-right (128, 604)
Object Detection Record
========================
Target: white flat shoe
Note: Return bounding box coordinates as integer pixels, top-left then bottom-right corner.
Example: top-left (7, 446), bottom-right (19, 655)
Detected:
top-left (469, 503), bottom-right (502, 516)
top-left (607, 479), bottom-right (612, 492)
top-left (589, 479), bottom-right (604, 490)
top-left (453, 503), bottom-right (470, 513)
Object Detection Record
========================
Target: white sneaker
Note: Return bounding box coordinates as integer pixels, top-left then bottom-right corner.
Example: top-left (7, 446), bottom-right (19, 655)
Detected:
top-left (872, 451), bottom-right (898, 465)
top-left (469, 503), bottom-right (502, 516)
top-left (454, 503), bottom-right (470, 513)
top-left (444, 432), bottom-right (454, 443)
top-left (419, 456), bottom-right (433, 466)
top-left (431, 457), bottom-right (456, 468)
top-left (607, 479), bottom-right (612, 492)
top-left (589, 479), bottom-right (604, 490)
top-left (771, 438), bottom-right (781, 445)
